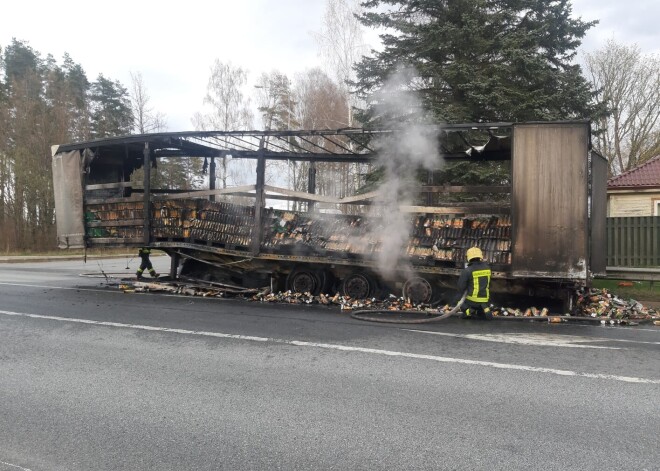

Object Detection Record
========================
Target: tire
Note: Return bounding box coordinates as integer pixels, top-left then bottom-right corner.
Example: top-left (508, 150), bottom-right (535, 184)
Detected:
top-left (402, 276), bottom-right (435, 304)
top-left (340, 272), bottom-right (376, 299)
top-left (286, 267), bottom-right (321, 295)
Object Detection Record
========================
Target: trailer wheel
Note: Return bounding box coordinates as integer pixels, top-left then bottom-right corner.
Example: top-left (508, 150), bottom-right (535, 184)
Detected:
top-left (341, 273), bottom-right (376, 299)
top-left (402, 277), bottom-right (434, 304)
top-left (286, 268), bottom-right (320, 295)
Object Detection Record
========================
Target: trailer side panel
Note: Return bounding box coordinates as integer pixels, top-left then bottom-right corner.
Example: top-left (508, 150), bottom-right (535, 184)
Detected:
top-left (52, 150), bottom-right (85, 248)
top-left (512, 123), bottom-right (589, 278)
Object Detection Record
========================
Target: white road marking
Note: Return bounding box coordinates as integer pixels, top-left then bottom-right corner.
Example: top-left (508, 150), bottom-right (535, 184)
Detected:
top-left (574, 323), bottom-right (660, 333)
top-left (606, 338), bottom-right (660, 345)
top-left (406, 330), bottom-right (660, 347)
top-left (0, 460), bottom-right (33, 471)
top-left (1, 310), bottom-right (659, 385)
top-left (404, 330), bottom-right (625, 349)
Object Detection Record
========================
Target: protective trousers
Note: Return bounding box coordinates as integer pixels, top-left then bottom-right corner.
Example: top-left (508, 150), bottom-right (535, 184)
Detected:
top-left (137, 254), bottom-right (157, 278)
top-left (463, 300), bottom-right (493, 320)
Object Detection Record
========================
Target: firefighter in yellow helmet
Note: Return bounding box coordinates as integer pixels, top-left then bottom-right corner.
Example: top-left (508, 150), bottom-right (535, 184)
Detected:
top-left (136, 247), bottom-right (158, 280)
top-left (457, 247), bottom-right (492, 320)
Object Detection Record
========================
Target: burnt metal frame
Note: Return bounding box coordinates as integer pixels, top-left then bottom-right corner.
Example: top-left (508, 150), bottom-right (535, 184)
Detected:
top-left (56, 123), bottom-right (516, 163)
top-left (66, 123), bottom-right (527, 249)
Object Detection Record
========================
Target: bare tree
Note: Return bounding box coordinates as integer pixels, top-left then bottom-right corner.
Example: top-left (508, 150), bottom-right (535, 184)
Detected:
top-left (129, 71), bottom-right (182, 191)
top-left (193, 60), bottom-right (253, 188)
top-left (252, 71), bottom-right (299, 199)
top-left (585, 40), bottom-right (660, 175)
top-left (255, 70), bottom-right (297, 131)
top-left (292, 68), bottom-right (368, 211)
top-left (314, 0), bottom-right (367, 127)
top-left (294, 68), bottom-right (348, 130)
top-left (129, 71), bottom-right (167, 134)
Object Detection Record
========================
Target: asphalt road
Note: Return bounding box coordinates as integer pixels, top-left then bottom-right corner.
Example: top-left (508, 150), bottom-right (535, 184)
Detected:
top-left (0, 257), bottom-right (658, 471)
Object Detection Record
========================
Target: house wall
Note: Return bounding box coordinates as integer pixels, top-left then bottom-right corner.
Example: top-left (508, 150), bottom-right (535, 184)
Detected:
top-left (607, 190), bottom-right (660, 216)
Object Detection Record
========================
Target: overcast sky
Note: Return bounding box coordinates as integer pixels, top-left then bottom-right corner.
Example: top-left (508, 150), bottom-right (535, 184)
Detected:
top-left (1, 0), bottom-right (658, 132)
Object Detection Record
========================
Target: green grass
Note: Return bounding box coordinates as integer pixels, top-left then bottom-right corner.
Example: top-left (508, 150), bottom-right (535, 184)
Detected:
top-left (592, 279), bottom-right (660, 302)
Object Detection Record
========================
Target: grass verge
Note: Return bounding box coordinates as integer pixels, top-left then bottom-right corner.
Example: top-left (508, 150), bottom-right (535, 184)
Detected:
top-left (592, 279), bottom-right (660, 303)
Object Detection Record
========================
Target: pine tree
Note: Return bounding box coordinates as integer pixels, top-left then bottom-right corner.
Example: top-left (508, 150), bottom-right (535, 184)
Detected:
top-left (62, 53), bottom-right (91, 140)
top-left (89, 74), bottom-right (133, 138)
top-left (354, 0), bottom-right (604, 123)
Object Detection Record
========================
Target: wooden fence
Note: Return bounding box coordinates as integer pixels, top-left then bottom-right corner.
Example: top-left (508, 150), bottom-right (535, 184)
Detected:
top-left (606, 217), bottom-right (660, 267)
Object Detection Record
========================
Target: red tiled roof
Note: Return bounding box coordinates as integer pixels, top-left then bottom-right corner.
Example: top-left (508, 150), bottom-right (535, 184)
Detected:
top-left (608, 155), bottom-right (660, 188)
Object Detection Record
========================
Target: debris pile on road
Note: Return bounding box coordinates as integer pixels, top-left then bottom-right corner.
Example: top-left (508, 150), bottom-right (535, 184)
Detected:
top-left (574, 288), bottom-right (658, 321)
top-left (491, 307), bottom-right (550, 318)
top-left (119, 280), bottom-right (260, 297)
top-left (486, 288), bottom-right (659, 324)
top-left (251, 290), bottom-right (438, 312)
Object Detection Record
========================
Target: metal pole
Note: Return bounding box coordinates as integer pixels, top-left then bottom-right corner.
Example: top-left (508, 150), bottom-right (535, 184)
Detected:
top-left (142, 142), bottom-right (151, 246)
top-left (308, 162), bottom-right (317, 212)
top-left (169, 252), bottom-right (180, 279)
top-left (251, 140), bottom-right (266, 255)
top-left (427, 169), bottom-right (434, 206)
top-left (209, 156), bottom-right (216, 202)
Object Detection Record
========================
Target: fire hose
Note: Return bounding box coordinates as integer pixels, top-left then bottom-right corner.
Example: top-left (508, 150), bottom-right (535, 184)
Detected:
top-left (350, 292), bottom-right (467, 324)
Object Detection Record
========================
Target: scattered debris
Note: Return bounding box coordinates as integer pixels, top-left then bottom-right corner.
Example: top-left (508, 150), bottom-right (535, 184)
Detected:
top-left (491, 307), bottom-right (550, 318)
top-left (117, 279), bottom-right (659, 326)
top-left (118, 280), bottom-right (259, 297)
top-left (574, 287), bottom-right (657, 321)
top-left (251, 290), bottom-right (439, 313)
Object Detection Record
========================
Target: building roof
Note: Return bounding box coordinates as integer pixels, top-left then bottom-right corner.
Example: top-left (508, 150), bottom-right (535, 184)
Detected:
top-left (608, 155), bottom-right (660, 189)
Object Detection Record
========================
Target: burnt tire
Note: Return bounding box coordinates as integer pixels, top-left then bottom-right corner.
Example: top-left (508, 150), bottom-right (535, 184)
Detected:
top-left (340, 272), bottom-right (376, 299)
top-left (286, 267), bottom-right (321, 295)
top-left (402, 276), bottom-right (435, 304)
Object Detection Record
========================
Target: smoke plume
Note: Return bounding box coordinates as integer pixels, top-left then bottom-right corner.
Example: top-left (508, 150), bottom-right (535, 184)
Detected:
top-left (368, 66), bottom-right (443, 281)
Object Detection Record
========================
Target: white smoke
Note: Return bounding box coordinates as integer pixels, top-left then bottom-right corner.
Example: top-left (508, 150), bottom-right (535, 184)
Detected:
top-left (368, 65), bottom-right (443, 280)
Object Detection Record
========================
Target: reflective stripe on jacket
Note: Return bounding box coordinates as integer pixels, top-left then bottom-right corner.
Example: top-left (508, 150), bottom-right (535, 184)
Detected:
top-left (457, 260), bottom-right (491, 303)
top-left (139, 247), bottom-right (151, 256)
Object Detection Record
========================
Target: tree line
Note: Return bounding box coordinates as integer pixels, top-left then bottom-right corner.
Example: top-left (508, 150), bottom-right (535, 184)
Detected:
top-left (0, 39), bottom-right (137, 252)
top-left (2, 0), bottom-right (660, 252)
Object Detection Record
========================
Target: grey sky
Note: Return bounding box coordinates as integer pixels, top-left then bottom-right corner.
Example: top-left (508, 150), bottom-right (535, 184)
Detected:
top-left (1, 0), bottom-right (657, 133)
top-left (571, 0), bottom-right (660, 55)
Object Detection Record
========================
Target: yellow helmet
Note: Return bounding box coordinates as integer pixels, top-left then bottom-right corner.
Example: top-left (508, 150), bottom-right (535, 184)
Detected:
top-left (466, 247), bottom-right (483, 261)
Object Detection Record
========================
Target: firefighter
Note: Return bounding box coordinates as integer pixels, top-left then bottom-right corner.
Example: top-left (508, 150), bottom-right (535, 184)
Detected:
top-left (457, 247), bottom-right (492, 320)
top-left (136, 247), bottom-right (158, 280)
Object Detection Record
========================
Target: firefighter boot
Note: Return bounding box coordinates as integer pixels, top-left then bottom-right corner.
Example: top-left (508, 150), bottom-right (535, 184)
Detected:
top-left (474, 306), bottom-right (493, 321)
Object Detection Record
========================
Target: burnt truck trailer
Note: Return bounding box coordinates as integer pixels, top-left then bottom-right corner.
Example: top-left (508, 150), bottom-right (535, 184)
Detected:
top-left (51, 121), bottom-right (607, 309)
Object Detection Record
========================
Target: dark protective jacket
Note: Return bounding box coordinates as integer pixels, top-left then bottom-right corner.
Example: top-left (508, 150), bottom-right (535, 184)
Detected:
top-left (457, 259), bottom-right (491, 303)
top-left (138, 247), bottom-right (151, 257)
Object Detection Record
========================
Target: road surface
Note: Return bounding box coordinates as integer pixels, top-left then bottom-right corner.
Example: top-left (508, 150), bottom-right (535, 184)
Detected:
top-left (0, 257), bottom-right (658, 470)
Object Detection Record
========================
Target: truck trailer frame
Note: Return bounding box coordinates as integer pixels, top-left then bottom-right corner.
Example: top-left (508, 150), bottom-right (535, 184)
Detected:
top-left (52, 121), bottom-right (607, 310)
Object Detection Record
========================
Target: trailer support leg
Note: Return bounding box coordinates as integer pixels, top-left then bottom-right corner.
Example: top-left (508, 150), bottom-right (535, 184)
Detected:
top-left (170, 252), bottom-right (180, 280)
